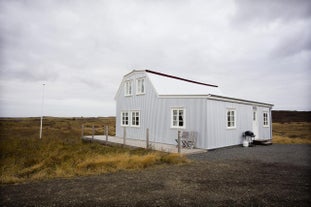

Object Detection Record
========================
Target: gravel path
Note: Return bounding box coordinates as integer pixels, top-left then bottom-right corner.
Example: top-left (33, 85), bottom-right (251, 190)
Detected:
top-left (1, 144), bottom-right (310, 207)
top-left (188, 144), bottom-right (311, 167)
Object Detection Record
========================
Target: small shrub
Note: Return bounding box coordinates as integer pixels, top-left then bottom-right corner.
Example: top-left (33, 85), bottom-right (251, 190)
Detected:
top-left (160, 153), bottom-right (189, 164)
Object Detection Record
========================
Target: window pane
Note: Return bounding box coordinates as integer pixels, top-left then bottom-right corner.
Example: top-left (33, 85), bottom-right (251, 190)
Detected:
top-left (227, 110), bottom-right (235, 128)
top-left (263, 112), bottom-right (268, 126)
top-left (179, 120), bottom-right (183, 127)
top-left (173, 120), bottom-right (177, 126)
top-left (125, 81), bottom-right (133, 96)
top-left (131, 111), bottom-right (140, 126)
top-left (171, 108), bottom-right (185, 128)
top-left (136, 78), bottom-right (145, 94)
top-left (141, 79), bottom-right (144, 93)
top-left (178, 110), bottom-right (184, 127)
top-left (179, 111), bottom-right (183, 121)
top-left (173, 110), bottom-right (177, 116)
top-left (137, 79), bottom-right (141, 93)
top-left (122, 112), bottom-right (129, 126)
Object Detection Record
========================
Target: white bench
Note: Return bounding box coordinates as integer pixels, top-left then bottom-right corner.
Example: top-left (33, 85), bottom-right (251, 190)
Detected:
top-left (176, 131), bottom-right (197, 149)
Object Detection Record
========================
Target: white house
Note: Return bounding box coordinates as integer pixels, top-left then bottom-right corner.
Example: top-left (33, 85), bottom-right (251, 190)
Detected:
top-left (115, 70), bottom-right (273, 150)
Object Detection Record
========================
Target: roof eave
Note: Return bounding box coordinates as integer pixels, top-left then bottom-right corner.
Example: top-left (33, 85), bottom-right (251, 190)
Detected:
top-left (123, 69), bottom-right (146, 78)
top-left (207, 94), bottom-right (274, 107)
top-left (158, 94), bottom-right (210, 99)
top-left (158, 94), bottom-right (273, 107)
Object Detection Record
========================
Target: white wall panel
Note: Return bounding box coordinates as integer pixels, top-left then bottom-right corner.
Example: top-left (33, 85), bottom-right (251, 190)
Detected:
top-left (115, 71), bottom-right (272, 150)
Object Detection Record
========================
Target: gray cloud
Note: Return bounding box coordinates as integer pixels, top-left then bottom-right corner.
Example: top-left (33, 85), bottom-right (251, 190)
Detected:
top-left (272, 25), bottom-right (311, 57)
top-left (0, 0), bottom-right (310, 117)
top-left (233, 0), bottom-right (311, 25)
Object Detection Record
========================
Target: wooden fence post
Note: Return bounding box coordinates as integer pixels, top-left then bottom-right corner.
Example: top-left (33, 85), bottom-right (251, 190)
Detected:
top-left (146, 128), bottom-right (149, 149)
top-left (81, 124), bottom-right (84, 139)
top-left (105, 125), bottom-right (108, 144)
top-left (92, 124), bottom-right (95, 141)
top-left (123, 127), bottom-right (126, 147)
top-left (178, 130), bottom-right (181, 154)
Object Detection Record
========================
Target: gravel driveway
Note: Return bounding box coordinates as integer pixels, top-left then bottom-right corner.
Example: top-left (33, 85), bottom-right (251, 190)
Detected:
top-left (188, 144), bottom-right (311, 166)
top-left (1, 144), bottom-right (310, 207)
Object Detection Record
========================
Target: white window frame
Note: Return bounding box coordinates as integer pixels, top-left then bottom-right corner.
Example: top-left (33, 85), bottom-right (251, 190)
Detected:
top-left (253, 111), bottom-right (257, 121)
top-left (263, 111), bottom-right (269, 127)
top-left (171, 107), bottom-right (185, 129)
top-left (226, 109), bottom-right (236, 129)
top-left (121, 112), bottom-right (129, 126)
top-left (131, 111), bottom-right (140, 127)
top-left (136, 78), bottom-right (145, 95)
top-left (124, 80), bottom-right (133, 96)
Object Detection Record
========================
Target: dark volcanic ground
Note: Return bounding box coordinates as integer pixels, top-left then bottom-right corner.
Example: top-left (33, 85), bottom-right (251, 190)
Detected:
top-left (1, 144), bottom-right (310, 207)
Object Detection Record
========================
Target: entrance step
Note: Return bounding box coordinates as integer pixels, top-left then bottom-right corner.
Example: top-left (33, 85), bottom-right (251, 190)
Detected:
top-left (253, 139), bottom-right (273, 146)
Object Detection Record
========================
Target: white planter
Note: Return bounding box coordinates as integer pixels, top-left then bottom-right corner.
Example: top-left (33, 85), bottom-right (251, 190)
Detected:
top-left (243, 140), bottom-right (249, 147)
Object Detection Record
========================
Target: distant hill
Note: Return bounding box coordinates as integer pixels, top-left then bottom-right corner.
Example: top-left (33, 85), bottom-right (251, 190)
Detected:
top-left (272, 111), bottom-right (311, 123)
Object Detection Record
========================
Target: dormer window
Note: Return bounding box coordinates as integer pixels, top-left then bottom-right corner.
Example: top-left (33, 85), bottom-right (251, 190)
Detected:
top-left (136, 78), bottom-right (145, 95)
top-left (124, 80), bottom-right (133, 96)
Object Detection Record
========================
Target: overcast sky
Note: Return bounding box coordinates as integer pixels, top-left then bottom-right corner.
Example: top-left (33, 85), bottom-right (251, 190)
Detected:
top-left (0, 0), bottom-right (310, 117)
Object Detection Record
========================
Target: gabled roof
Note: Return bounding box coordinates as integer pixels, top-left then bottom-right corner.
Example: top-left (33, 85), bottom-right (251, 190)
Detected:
top-left (145, 70), bottom-right (223, 96)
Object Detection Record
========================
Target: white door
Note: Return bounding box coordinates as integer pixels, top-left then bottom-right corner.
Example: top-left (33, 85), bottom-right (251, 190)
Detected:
top-left (252, 110), bottom-right (259, 139)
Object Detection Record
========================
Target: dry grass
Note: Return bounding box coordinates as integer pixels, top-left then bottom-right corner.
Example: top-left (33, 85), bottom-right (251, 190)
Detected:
top-left (272, 122), bottom-right (311, 144)
top-left (272, 135), bottom-right (311, 144)
top-left (2, 117), bottom-right (309, 184)
top-left (0, 117), bottom-right (188, 184)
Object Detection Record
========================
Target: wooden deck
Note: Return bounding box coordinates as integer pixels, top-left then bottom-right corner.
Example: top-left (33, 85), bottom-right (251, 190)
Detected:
top-left (253, 139), bottom-right (273, 145)
top-left (82, 135), bottom-right (207, 155)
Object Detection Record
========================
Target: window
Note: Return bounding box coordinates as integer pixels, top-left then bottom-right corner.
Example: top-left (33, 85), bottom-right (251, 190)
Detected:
top-left (124, 80), bottom-right (133, 96)
top-left (227, 109), bottom-right (236, 128)
top-left (253, 111), bottom-right (256, 121)
top-left (131, 111), bottom-right (140, 127)
top-left (121, 111), bottom-right (140, 127)
top-left (121, 112), bottom-right (129, 126)
top-left (171, 108), bottom-right (185, 128)
top-left (263, 112), bottom-right (269, 127)
top-left (136, 78), bottom-right (145, 95)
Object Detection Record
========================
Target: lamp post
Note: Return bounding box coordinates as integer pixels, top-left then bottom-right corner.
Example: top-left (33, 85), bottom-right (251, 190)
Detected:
top-left (39, 83), bottom-right (45, 139)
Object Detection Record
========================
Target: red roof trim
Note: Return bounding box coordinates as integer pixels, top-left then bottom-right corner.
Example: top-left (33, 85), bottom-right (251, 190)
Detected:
top-left (145, 69), bottom-right (218, 88)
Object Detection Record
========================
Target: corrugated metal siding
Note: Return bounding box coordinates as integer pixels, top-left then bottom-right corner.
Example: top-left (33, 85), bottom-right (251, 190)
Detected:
top-left (205, 100), bottom-right (272, 149)
top-left (116, 71), bottom-right (159, 140)
top-left (206, 100), bottom-right (253, 149)
top-left (116, 71), bottom-right (272, 149)
top-left (116, 71), bottom-right (207, 146)
top-left (153, 98), bottom-right (207, 145)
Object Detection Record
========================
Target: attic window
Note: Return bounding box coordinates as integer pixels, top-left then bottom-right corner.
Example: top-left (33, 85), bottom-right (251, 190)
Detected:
top-left (136, 78), bottom-right (145, 95)
top-left (124, 80), bottom-right (133, 96)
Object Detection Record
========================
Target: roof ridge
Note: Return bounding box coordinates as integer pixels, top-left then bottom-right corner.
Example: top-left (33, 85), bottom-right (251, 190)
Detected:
top-left (145, 69), bottom-right (218, 88)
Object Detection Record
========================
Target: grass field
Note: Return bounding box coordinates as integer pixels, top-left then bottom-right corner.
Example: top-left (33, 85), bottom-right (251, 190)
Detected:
top-left (272, 122), bottom-right (311, 144)
top-left (0, 117), bottom-right (187, 184)
top-left (1, 116), bottom-right (310, 184)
